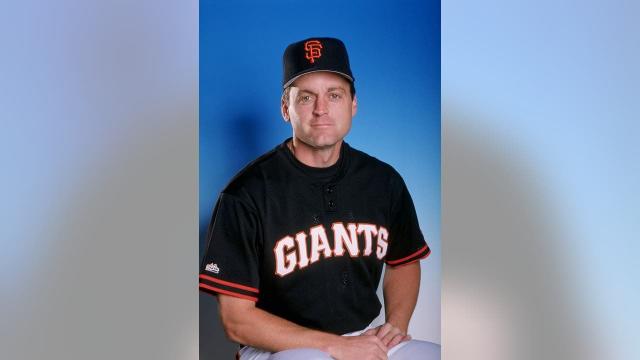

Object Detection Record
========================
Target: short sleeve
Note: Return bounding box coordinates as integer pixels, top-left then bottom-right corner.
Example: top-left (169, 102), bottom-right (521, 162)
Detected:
top-left (199, 193), bottom-right (261, 302)
top-left (384, 177), bottom-right (431, 267)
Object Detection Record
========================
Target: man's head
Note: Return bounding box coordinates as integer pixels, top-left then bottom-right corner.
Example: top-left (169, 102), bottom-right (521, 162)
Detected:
top-left (281, 37), bottom-right (357, 149)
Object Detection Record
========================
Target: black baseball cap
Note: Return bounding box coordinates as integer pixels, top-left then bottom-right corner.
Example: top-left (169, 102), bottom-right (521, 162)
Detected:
top-left (282, 37), bottom-right (354, 89)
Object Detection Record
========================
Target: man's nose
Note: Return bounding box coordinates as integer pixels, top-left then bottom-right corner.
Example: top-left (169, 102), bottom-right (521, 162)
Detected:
top-left (313, 96), bottom-right (328, 116)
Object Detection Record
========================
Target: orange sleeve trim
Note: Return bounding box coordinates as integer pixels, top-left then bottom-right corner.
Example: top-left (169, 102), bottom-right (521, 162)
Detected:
top-left (199, 283), bottom-right (258, 302)
top-left (388, 248), bottom-right (431, 267)
top-left (199, 274), bottom-right (259, 293)
top-left (386, 245), bottom-right (429, 265)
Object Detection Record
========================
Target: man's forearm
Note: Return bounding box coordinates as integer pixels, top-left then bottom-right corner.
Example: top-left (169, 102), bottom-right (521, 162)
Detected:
top-left (218, 295), bottom-right (341, 354)
top-left (382, 261), bottom-right (421, 332)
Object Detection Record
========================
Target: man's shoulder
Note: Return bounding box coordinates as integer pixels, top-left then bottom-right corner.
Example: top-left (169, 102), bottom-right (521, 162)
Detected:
top-left (221, 143), bottom-right (285, 196)
top-left (348, 144), bottom-right (403, 179)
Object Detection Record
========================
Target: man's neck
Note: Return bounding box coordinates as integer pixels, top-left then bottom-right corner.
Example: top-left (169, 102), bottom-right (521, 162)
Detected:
top-left (289, 138), bottom-right (343, 168)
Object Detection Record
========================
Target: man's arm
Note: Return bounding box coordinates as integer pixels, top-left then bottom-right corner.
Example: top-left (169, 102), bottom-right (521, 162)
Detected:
top-left (383, 261), bottom-right (421, 332)
top-left (365, 261), bottom-right (421, 348)
top-left (217, 294), bottom-right (388, 360)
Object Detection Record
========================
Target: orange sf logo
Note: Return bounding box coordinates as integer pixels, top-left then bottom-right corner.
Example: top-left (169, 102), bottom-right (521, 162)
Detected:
top-left (304, 40), bottom-right (323, 64)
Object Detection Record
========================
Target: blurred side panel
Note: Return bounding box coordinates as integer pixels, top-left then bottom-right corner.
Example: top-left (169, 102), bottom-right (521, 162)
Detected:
top-left (1, 1), bottom-right (198, 359)
top-left (443, 0), bottom-right (639, 359)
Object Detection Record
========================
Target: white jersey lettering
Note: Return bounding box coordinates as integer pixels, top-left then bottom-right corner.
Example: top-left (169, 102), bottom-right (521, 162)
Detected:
top-left (274, 222), bottom-right (390, 277)
top-left (274, 236), bottom-right (297, 277)
top-left (309, 225), bottom-right (332, 263)
top-left (376, 226), bottom-right (389, 259)
top-left (357, 223), bottom-right (378, 256)
top-left (295, 231), bottom-right (310, 269)
top-left (332, 222), bottom-right (360, 257)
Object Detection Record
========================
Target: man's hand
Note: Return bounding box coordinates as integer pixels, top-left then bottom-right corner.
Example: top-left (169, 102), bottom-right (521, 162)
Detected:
top-left (363, 322), bottom-right (412, 349)
top-left (327, 335), bottom-right (388, 360)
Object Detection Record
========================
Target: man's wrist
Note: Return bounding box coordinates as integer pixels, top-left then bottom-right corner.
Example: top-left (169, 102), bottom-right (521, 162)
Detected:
top-left (385, 317), bottom-right (409, 333)
top-left (322, 334), bottom-right (346, 357)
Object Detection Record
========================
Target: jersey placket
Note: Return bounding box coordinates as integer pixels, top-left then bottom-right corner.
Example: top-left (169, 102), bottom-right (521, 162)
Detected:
top-left (323, 183), bottom-right (338, 213)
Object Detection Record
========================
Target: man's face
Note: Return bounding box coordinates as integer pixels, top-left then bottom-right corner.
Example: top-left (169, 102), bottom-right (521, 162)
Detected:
top-left (282, 71), bottom-right (357, 149)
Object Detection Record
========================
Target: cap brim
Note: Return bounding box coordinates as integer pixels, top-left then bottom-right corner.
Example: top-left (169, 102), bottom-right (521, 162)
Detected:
top-left (283, 70), bottom-right (354, 89)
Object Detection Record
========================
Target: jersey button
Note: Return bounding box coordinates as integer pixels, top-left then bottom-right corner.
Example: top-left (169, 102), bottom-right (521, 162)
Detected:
top-left (326, 186), bottom-right (335, 194)
top-left (328, 200), bottom-right (336, 208)
top-left (342, 271), bottom-right (349, 286)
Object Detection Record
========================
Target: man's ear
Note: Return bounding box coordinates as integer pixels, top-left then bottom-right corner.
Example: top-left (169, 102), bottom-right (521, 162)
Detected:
top-left (281, 98), bottom-right (290, 122)
top-left (351, 95), bottom-right (358, 117)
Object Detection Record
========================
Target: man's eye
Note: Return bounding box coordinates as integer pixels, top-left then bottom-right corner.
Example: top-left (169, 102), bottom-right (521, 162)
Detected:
top-left (299, 95), bottom-right (312, 103)
top-left (329, 93), bottom-right (341, 100)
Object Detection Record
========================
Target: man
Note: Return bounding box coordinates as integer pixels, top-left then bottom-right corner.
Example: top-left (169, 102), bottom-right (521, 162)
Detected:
top-left (200, 37), bottom-right (439, 360)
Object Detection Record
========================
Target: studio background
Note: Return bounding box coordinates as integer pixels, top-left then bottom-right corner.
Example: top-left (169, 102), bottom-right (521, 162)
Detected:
top-left (199, 0), bottom-right (441, 357)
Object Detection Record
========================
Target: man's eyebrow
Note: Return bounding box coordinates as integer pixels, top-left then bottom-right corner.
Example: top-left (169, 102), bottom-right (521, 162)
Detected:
top-left (296, 89), bottom-right (317, 96)
top-left (295, 87), bottom-right (346, 96)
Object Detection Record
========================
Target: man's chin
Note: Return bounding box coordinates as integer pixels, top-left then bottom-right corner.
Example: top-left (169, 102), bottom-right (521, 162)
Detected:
top-left (308, 137), bottom-right (343, 150)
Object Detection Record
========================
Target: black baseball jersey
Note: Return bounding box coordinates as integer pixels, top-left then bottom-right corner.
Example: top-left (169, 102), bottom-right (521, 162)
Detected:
top-left (199, 138), bottom-right (430, 335)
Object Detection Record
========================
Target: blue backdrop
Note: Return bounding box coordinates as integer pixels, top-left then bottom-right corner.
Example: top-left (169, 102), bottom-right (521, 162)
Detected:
top-left (200, 0), bottom-right (441, 343)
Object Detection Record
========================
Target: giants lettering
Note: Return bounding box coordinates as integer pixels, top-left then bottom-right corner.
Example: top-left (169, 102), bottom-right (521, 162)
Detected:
top-left (274, 222), bottom-right (389, 277)
top-left (274, 236), bottom-right (296, 276)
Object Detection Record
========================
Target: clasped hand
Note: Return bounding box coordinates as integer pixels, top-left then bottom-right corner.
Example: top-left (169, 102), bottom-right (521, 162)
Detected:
top-left (330, 322), bottom-right (411, 360)
top-left (363, 322), bottom-right (411, 349)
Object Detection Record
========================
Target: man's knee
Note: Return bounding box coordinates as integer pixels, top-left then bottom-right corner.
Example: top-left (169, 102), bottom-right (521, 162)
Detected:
top-left (268, 348), bottom-right (332, 360)
top-left (389, 339), bottom-right (441, 360)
